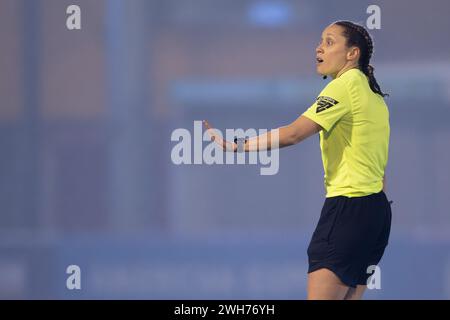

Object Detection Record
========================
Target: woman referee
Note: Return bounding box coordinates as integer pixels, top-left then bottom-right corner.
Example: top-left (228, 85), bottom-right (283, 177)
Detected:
top-left (204, 21), bottom-right (392, 300)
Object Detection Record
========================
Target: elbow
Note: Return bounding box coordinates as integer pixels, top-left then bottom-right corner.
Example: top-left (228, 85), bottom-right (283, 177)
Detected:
top-left (287, 132), bottom-right (302, 146)
top-left (280, 125), bottom-right (307, 147)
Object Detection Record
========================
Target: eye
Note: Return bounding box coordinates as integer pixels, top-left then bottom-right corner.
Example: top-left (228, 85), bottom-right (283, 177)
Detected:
top-left (327, 39), bottom-right (333, 46)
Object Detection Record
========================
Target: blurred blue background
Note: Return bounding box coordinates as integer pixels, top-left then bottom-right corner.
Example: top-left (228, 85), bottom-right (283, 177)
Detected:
top-left (1, 0), bottom-right (449, 299)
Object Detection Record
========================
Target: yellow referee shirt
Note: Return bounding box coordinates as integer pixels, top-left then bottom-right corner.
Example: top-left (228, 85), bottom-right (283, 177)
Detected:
top-left (303, 68), bottom-right (390, 198)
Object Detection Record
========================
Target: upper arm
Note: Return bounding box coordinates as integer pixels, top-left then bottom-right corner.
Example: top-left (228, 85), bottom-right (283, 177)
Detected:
top-left (287, 115), bottom-right (322, 144)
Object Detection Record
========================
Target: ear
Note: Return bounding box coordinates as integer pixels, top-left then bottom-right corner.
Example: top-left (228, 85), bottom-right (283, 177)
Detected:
top-left (347, 46), bottom-right (360, 62)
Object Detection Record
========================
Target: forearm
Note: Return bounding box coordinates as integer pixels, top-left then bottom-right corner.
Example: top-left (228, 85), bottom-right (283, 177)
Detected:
top-left (244, 126), bottom-right (295, 152)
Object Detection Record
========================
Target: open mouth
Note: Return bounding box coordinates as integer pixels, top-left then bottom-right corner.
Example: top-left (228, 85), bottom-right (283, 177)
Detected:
top-left (316, 57), bottom-right (324, 64)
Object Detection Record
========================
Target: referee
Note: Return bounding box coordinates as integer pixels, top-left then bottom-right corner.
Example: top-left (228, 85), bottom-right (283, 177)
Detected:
top-left (204, 20), bottom-right (392, 300)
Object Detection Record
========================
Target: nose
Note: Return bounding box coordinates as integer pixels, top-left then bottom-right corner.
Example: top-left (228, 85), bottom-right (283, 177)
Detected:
top-left (316, 44), bottom-right (324, 55)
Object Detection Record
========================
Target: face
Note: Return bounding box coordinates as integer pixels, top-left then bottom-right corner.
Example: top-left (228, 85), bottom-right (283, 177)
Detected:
top-left (316, 24), bottom-right (359, 78)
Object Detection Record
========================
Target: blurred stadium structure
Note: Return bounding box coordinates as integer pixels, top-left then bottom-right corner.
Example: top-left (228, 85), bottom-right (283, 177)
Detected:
top-left (1, 0), bottom-right (450, 299)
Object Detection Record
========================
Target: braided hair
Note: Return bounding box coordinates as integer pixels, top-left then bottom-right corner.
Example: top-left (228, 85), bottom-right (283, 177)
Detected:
top-left (334, 21), bottom-right (388, 97)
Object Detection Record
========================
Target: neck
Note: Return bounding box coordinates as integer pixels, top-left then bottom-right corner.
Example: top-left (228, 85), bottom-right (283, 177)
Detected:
top-left (332, 63), bottom-right (358, 79)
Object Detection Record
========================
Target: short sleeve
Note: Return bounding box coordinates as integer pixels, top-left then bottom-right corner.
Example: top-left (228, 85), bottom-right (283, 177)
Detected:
top-left (302, 78), bottom-right (350, 132)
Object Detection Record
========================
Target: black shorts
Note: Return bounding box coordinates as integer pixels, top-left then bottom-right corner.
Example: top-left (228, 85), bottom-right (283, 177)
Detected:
top-left (307, 190), bottom-right (392, 288)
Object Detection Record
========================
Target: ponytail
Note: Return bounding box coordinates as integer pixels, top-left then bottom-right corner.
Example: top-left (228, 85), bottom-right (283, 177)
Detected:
top-left (363, 64), bottom-right (389, 97)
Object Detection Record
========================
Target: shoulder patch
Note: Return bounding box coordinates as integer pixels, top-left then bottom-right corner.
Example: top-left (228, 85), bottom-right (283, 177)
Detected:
top-left (316, 96), bottom-right (339, 113)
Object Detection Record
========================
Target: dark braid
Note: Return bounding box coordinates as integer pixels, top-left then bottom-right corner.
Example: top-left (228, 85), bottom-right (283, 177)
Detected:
top-left (334, 21), bottom-right (388, 97)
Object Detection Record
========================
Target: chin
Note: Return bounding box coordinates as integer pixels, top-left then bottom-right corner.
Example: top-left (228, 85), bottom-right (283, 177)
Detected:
top-left (316, 69), bottom-right (326, 77)
top-left (316, 66), bottom-right (326, 75)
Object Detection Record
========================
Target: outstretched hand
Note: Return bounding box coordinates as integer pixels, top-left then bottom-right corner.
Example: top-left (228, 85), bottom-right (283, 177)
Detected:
top-left (203, 120), bottom-right (237, 152)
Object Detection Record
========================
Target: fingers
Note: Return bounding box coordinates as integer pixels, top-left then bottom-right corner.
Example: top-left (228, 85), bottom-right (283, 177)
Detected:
top-left (202, 120), bottom-right (211, 130)
top-left (203, 120), bottom-right (234, 151)
top-left (202, 120), bottom-right (215, 141)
